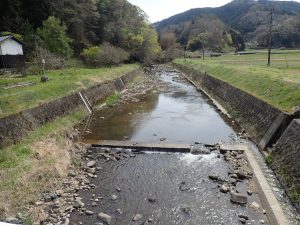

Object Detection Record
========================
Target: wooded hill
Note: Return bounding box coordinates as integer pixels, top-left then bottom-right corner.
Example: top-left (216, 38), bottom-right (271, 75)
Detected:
top-left (0, 0), bottom-right (161, 65)
top-left (155, 0), bottom-right (300, 50)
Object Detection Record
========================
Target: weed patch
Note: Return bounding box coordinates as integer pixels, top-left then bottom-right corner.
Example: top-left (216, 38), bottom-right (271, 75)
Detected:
top-left (106, 93), bottom-right (120, 107)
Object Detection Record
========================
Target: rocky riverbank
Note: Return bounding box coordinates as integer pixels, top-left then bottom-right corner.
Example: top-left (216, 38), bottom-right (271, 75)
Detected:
top-left (29, 144), bottom-right (269, 225)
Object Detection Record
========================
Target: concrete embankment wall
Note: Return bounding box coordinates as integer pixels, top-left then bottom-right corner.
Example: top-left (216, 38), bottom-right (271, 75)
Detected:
top-left (0, 68), bottom-right (141, 149)
top-left (271, 119), bottom-right (300, 194)
top-left (174, 63), bottom-right (300, 206)
top-left (173, 63), bottom-right (285, 142)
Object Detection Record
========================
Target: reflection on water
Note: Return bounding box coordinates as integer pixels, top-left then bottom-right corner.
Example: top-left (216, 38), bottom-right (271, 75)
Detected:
top-left (80, 69), bottom-right (237, 144)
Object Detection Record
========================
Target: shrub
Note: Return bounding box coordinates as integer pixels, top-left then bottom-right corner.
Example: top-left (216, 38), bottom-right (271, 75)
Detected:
top-left (81, 46), bottom-right (101, 66)
top-left (37, 16), bottom-right (73, 57)
top-left (161, 45), bottom-right (184, 62)
top-left (81, 43), bottom-right (129, 67)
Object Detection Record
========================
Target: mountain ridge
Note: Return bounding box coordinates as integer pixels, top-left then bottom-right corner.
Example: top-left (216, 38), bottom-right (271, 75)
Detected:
top-left (155, 0), bottom-right (300, 48)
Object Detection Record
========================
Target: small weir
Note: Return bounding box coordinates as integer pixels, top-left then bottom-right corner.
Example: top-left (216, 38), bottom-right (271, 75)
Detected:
top-left (73, 66), bottom-right (299, 225)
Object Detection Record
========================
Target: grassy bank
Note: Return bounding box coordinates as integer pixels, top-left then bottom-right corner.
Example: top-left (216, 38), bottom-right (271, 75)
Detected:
top-left (0, 110), bottom-right (87, 221)
top-left (174, 50), bottom-right (300, 112)
top-left (0, 64), bottom-right (139, 118)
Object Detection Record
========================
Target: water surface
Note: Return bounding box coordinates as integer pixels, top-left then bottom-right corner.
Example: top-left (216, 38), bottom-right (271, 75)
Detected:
top-left (80, 69), bottom-right (237, 144)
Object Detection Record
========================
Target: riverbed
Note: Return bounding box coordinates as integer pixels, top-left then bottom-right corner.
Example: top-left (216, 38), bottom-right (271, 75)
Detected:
top-left (79, 66), bottom-right (239, 145)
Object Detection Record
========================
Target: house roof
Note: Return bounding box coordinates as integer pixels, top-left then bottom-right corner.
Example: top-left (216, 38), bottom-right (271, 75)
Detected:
top-left (0, 35), bottom-right (23, 45)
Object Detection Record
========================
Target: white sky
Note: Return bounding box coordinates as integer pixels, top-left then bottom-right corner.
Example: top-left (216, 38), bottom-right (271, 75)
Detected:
top-left (128, 0), bottom-right (300, 22)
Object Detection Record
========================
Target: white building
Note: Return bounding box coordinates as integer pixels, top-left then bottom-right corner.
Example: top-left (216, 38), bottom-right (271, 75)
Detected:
top-left (0, 35), bottom-right (23, 56)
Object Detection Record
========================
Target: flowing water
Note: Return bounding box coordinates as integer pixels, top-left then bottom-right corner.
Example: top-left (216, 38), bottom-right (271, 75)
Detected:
top-left (70, 151), bottom-right (267, 225)
top-left (74, 66), bottom-right (299, 225)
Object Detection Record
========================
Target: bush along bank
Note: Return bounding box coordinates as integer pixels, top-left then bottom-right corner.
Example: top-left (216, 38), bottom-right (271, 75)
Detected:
top-left (0, 68), bottom-right (142, 149)
top-left (173, 62), bottom-right (300, 208)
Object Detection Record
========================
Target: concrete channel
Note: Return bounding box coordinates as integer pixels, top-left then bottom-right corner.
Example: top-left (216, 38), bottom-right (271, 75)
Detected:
top-left (72, 65), bottom-right (298, 225)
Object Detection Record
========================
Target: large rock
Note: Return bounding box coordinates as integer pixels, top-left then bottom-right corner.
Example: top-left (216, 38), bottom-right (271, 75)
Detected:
top-left (230, 192), bottom-right (248, 204)
top-left (98, 212), bottom-right (112, 225)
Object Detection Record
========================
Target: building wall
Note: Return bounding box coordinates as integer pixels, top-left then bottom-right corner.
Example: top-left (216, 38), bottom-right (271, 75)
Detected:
top-left (0, 39), bottom-right (23, 55)
top-left (0, 55), bottom-right (25, 69)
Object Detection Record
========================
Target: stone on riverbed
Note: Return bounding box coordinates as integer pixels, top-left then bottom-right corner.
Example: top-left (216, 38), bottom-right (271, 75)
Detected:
top-left (98, 212), bottom-right (112, 225)
top-left (111, 195), bottom-right (118, 200)
top-left (74, 197), bottom-right (85, 208)
top-left (132, 214), bottom-right (143, 221)
top-left (220, 185), bottom-right (229, 193)
top-left (230, 192), bottom-right (248, 204)
top-left (85, 210), bottom-right (94, 215)
top-left (148, 197), bottom-right (156, 203)
top-left (87, 160), bottom-right (96, 167)
top-left (190, 144), bottom-right (211, 155)
top-left (250, 201), bottom-right (260, 210)
top-left (238, 214), bottom-right (249, 220)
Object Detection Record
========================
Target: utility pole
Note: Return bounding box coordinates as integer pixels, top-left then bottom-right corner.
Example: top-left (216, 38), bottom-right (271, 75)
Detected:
top-left (267, 7), bottom-right (273, 66)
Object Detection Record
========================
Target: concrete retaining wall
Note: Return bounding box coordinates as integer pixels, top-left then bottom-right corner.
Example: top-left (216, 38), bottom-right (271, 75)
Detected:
top-left (271, 119), bottom-right (300, 195)
top-left (0, 68), bottom-right (141, 149)
top-left (173, 63), bottom-right (284, 142)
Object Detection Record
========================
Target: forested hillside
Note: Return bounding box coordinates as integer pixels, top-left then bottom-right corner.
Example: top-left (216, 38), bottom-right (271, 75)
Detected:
top-left (0, 0), bottom-right (161, 65)
top-left (155, 0), bottom-right (300, 50)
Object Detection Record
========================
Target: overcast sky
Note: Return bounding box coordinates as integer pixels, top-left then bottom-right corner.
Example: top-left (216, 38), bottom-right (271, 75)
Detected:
top-left (128, 0), bottom-right (300, 22)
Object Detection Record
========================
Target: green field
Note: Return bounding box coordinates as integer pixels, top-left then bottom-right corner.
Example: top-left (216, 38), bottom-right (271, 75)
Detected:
top-left (0, 64), bottom-right (139, 118)
top-left (175, 50), bottom-right (300, 112)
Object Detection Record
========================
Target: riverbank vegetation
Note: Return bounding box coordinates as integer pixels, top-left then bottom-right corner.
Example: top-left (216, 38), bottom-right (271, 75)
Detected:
top-left (0, 64), bottom-right (138, 118)
top-left (174, 50), bottom-right (300, 112)
top-left (0, 111), bottom-right (87, 221)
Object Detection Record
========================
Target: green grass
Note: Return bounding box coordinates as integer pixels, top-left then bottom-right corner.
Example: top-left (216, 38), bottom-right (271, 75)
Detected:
top-left (106, 93), bottom-right (120, 107)
top-left (0, 110), bottom-right (87, 218)
top-left (0, 111), bottom-right (86, 169)
top-left (174, 50), bottom-right (300, 112)
top-left (266, 154), bottom-right (274, 165)
top-left (0, 64), bottom-right (139, 118)
top-left (289, 188), bottom-right (300, 202)
top-left (278, 166), bottom-right (300, 202)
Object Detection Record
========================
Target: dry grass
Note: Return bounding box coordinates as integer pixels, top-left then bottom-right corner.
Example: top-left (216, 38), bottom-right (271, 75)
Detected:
top-left (0, 111), bottom-right (87, 221)
top-left (0, 135), bottom-right (72, 219)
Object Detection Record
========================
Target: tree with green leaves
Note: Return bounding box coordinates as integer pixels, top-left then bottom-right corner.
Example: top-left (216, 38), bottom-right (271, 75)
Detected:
top-left (37, 16), bottom-right (72, 57)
